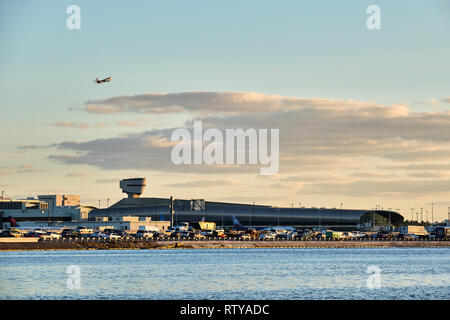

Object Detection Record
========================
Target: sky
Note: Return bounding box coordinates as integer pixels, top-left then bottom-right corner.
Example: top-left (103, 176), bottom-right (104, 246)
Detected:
top-left (1, 0), bottom-right (449, 221)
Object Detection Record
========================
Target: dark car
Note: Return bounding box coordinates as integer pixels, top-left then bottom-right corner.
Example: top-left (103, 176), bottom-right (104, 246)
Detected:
top-left (61, 229), bottom-right (78, 238)
top-left (0, 230), bottom-right (11, 237)
top-left (24, 231), bottom-right (45, 238)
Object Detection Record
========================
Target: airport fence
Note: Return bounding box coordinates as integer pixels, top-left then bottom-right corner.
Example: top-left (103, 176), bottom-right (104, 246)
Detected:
top-left (36, 236), bottom-right (450, 243)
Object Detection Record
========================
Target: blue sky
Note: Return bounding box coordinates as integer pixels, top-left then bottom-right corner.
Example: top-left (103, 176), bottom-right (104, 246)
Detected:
top-left (1, 1), bottom-right (449, 219)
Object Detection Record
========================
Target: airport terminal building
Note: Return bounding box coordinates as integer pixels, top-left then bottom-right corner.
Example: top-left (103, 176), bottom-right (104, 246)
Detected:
top-left (0, 178), bottom-right (404, 231)
top-left (88, 178), bottom-right (404, 231)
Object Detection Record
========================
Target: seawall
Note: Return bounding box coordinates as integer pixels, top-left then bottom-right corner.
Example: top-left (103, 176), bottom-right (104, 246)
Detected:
top-left (1, 240), bottom-right (449, 251)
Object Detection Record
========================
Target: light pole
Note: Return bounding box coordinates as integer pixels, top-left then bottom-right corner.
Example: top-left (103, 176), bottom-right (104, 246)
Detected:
top-left (169, 196), bottom-right (174, 228)
top-left (276, 207), bottom-right (280, 227)
top-left (388, 208), bottom-right (392, 230)
top-left (373, 208), bottom-right (376, 229)
top-left (251, 201), bottom-right (255, 227)
top-left (319, 207), bottom-right (321, 230)
top-left (291, 203), bottom-right (294, 226)
top-left (431, 203), bottom-right (434, 224)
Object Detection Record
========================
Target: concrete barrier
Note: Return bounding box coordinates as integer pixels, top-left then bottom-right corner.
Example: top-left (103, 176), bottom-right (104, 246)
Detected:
top-left (0, 238), bottom-right (39, 243)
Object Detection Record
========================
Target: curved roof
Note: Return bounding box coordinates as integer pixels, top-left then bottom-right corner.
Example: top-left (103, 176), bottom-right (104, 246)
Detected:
top-left (89, 198), bottom-right (404, 227)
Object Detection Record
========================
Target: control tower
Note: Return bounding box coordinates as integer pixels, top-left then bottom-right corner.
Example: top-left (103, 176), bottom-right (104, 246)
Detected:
top-left (119, 178), bottom-right (146, 198)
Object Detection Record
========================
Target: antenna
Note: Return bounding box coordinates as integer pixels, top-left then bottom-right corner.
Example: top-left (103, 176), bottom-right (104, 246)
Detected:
top-left (431, 203), bottom-right (434, 224)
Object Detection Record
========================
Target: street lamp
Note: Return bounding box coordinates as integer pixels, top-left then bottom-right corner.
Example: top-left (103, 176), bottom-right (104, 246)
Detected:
top-left (387, 208), bottom-right (392, 229)
top-left (291, 203), bottom-right (294, 226)
top-left (431, 203), bottom-right (434, 224)
top-left (319, 207), bottom-right (322, 230)
top-left (251, 201), bottom-right (255, 227)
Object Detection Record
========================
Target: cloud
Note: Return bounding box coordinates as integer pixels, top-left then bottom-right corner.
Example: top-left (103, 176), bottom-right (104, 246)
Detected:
top-left (52, 122), bottom-right (90, 129)
top-left (40, 91), bottom-right (450, 197)
top-left (165, 178), bottom-right (242, 188)
top-left (300, 179), bottom-right (450, 197)
top-left (407, 171), bottom-right (448, 179)
top-left (95, 178), bottom-right (120, 184)
top-left (379, 163), bottom-right (450, 171)
top-left (66, 172), bottom-right (96, 177)
top-left (83, 91), bottom-right (411, 117)
top-left (0, 164), bottom-right (50, 175)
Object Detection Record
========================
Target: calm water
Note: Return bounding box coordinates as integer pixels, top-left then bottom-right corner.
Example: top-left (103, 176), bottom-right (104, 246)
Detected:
top-left (0, 248), bottom-right (449, 300)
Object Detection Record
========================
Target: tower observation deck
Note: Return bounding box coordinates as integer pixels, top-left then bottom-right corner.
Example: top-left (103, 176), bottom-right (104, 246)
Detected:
top-left (119, 178), bottom-right (146, 198)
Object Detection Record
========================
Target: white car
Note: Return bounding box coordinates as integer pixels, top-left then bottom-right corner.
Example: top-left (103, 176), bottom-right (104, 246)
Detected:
top-left (76, 226), bottom-right (94, 235)
top-left (135, 230), bottom-right (154, 239)
top-left (89, 231), bottom-right (107, 238)
top-left (42, 232), bottom-right (62, 240)
top-left (259, 232), bottom-right (276, 240)
top-left (106, 233), bottom-right (122, 240)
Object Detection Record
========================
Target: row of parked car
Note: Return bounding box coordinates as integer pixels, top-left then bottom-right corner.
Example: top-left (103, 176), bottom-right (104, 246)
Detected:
top-left (2, 225), bottom-right (445, 241)
top-left (0, 228), bottom-right (63, 240)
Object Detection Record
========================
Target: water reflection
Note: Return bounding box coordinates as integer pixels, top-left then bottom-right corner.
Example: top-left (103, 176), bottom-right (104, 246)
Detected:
top-left (0, 248), bottom-right (449, 299)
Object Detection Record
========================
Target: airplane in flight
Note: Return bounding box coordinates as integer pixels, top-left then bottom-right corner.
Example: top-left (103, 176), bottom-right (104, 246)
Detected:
top-left (230, 215), bottom-right (296, 234)
top-left (94, 77), bottom-right (112, 84)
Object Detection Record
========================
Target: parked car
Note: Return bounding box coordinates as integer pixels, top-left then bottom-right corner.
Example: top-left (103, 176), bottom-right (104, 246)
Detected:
top-left (75, 226), bottom-right (93, 235)
top-left (9, 228), bottom-right (23, 238)
top-left (191, 232), bottom-right (206, 240)
top-left (45, 232), bottom-right (62, 240)
top-left (61, 229), bottom-right (78, 238)
top-left (260, 232), bottom-right (276, 240)
top-left (239, 234), bottom-right (252, 240)
top-left (353, 232), bottom-right (368, 239)
top-left (214, 229), bottom-right (225, 236)
top-left (154, 232), bottom-right (169, 239)
top-left (341, 232), bottom-right (353, 240)
top-left (88, 231), bottom-right (107, 238)
top-left (135, 230), bottom-right (154, 239)
top-left (106, 233), bottom-right (122, 240)
top-left (169, 231), bottom-right (183, 238)
top-left (402, 233), bottom-right (419, 240)
top-left (179, 231), bottom-right (192, 238)
top-left (277, 232), bottom-right (298, 240)
top-left (24, 230), bottom-right (46, 237)
top-left (314, 232), bottom-right (325, 239)
top-left (0, 230), bottom-right (11, 237)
